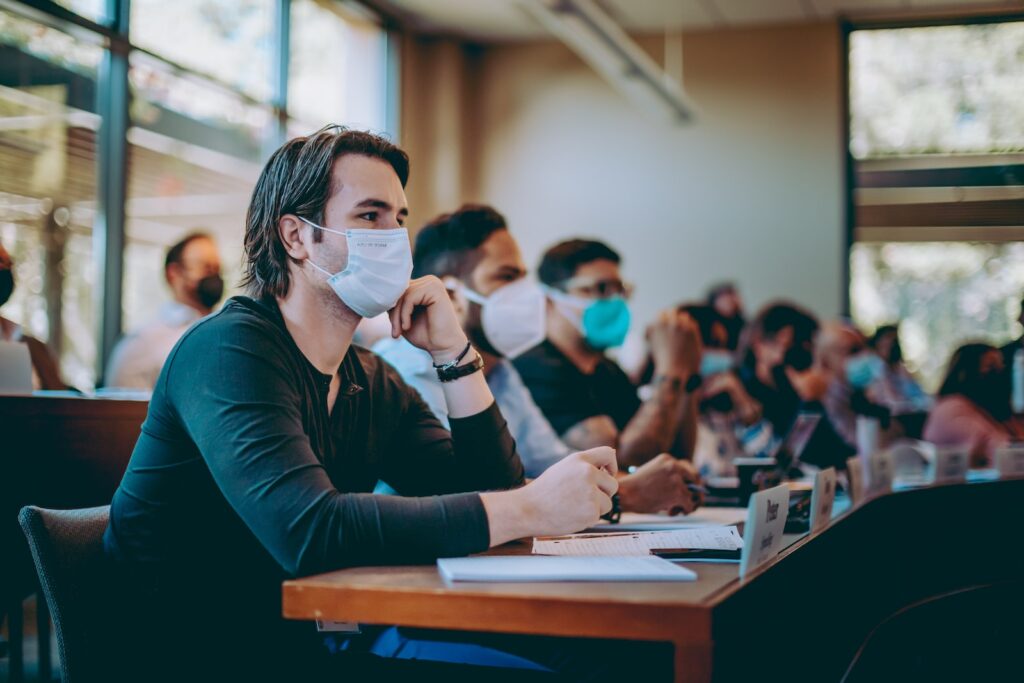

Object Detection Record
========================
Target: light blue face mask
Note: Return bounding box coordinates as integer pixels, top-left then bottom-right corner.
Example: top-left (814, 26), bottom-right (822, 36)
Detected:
top-left (846, 352), bottom-right (884, 389)
top-left (700, 350), bottom-right (734, 377)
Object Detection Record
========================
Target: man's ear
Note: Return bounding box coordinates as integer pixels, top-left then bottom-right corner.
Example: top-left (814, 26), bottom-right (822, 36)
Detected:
top-left (278, 215), bottom-right (310, 261)
top-left (441, 276), bottom-right (468, 319)
top-left (165, 263), bottom-right (181, 287)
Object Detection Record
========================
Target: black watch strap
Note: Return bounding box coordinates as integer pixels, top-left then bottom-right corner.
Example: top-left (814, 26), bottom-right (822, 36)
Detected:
top-left (601, 493), bottom-right (622, 524)
top-left (436, 351), bottom-right (485, 383)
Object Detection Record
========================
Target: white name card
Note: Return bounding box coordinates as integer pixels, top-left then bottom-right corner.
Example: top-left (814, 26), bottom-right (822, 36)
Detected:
top-left (739, 484), bottom-right (790, 579)
top-left (996, 446), bottom-right (1024, 480)
top-left (865, 449), bottom-right (894, 500)
top-left (809, 467), bottom-right (837, 534)
top-left (932, 447), bottom-right (969, 485)
top-left (846, 456), bottom-right (864, 505)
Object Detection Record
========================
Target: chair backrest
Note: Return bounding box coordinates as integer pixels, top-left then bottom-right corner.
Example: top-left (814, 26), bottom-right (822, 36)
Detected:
top-left (18, 505), bottom-right (116, 683)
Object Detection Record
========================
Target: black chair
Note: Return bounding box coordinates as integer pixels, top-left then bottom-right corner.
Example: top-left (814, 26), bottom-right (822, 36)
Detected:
top-left (18, 505), bottom-right (114, 683)
top-left (18, 505), bottom-right (560, 682)
top-left (843, 582), bottom-right (1024, 682)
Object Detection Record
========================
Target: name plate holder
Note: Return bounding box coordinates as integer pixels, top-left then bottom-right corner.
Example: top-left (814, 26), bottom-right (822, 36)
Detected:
top-left (809, 467), bottom-right (837, 534)
top-left (932, 447), bottom-right (969, 485)
top-left (739, 484), bottom-right (790, 580)
top-left (845, 456), bottom-right (864, 506)
top-left (996, 445), bottom-right (1024, 480)
top-left (865, 449), bottom-right (894, 500)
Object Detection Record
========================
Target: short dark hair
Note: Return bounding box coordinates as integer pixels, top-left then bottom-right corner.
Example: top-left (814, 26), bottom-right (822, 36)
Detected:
top-left (868, 324), bottom-right (899, 349)
top-left (412, 204), bottom-right (507, 280)
top-left (677, 303), bottom-right (727, 347)
top-left (706, 282), bottom-right (737, 306)
top-left (739, 301), bottom-right (819, 368)
top-left (242, 125), bottom-right (410, 299)
top-left (538, 239), bottom-right (621, 289)
top-left (165, 232), bottom-right (212, 274)
top-left (938, 342), bottom-right (998, 397)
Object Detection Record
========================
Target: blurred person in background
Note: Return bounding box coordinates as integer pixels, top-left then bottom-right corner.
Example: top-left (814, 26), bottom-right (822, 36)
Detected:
top-left (377, 204), bottom-right (703, 515)
top-left (673, 304), bottom-right (777, 478)
top-left (999, 296), bottom-right (1024, 381)
top-left (925, 342), bottom-right (1024, 467)
top-left (514, 239), bottom-right (701, 468)
top-left (737, 302), bottom-right (854, 468)
top-left (868, 323), bottom-right (932, 415)
top-left (737, 302), bottom-right (823, 433)
top-left (0, 241), bottom-right (64, 389)
top-left (105, 232), bottom-right (223, 390)
top-left (706, 281), bottom-right (746, 351)
top-left (817, 320), bottom-right (893, 450)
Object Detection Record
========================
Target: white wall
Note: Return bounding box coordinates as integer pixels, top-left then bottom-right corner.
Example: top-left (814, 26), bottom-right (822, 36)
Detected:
top-left (468, 22), bottom-right (845, 328)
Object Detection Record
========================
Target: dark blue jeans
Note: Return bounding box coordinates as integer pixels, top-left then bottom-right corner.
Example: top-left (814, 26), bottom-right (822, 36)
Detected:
top-left (329, 625), bottom-right (674, 682)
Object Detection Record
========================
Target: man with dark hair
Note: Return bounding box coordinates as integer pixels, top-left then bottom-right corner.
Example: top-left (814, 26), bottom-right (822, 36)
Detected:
top-left (514, 238), bottom-right (702, 468)
top-left (104, 231), bottom-right (223, 389)
top-left (377, 204), bottom-right (704, 513)
top-left (103, 127), bottom-right (618, 680)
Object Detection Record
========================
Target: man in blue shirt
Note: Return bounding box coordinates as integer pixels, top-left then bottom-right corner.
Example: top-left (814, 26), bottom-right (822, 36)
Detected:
top-left (377, 204), bottom-right (704, 515)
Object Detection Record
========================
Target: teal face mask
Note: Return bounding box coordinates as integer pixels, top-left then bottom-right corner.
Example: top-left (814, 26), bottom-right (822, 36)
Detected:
top-left (546, 286), bottom-right (631, 351)
top-left (581, 297), bottom-right (631, 350)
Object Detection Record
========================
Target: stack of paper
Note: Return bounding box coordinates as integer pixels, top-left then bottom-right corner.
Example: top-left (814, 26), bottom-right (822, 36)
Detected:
top-left (532, 525), bottom-right (743, 557)
top-left (437, 556), bottom-right (697, 583)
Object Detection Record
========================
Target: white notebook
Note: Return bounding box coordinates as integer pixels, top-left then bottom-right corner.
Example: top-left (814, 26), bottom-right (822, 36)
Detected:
top-left (437, 556), bottom-right (697, 583)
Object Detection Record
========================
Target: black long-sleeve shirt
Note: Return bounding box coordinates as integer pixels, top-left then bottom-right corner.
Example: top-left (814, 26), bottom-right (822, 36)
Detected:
top-left (103, 296), bottom-right (523, 673)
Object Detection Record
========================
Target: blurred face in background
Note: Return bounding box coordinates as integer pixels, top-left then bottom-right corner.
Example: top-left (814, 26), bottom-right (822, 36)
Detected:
top-left (873, 329), bottom-right (902, 366)
top-left (712, 288), bottom-right (743, 320)
top-left (167, 236), bottom-right (223, 313)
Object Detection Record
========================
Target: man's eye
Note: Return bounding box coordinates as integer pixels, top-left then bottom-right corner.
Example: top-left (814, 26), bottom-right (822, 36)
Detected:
top-left (358, 212), bottom-right (377, 222)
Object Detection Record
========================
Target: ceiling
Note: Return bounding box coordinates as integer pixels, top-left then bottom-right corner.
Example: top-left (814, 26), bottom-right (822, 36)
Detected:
top-left (372, 0), bottom-right (1024, 40)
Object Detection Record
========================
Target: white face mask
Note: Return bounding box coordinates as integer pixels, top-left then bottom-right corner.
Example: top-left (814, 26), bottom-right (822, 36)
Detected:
top-left (461, 279), bottom-right (547, 359)
top-left (300, 217), bottom-right (413, 319)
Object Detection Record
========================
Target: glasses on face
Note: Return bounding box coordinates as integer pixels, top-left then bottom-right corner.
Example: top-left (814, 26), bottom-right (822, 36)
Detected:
top-left (560, 276), bottom-right (633, 300)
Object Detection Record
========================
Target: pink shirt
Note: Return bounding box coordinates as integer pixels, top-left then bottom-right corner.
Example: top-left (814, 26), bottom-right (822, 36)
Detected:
top-left (923, 395), bottom-right (1009, 465)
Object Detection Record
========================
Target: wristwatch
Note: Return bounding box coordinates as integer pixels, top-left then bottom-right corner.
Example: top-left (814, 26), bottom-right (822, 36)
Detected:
top-left (434, 342), bottom-right (485, 383)
top-left (601, 493), bottom-right (622, 524)
top-left (653, 372), bottom-right (703, 394)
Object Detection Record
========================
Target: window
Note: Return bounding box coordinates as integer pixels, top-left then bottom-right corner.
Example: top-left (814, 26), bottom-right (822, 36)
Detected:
top-left (121, 52), bottom-right (273, 333)
top-left (53, 0), bottom-right (108, 25)
top-left (0, 0), bottom-right (397, 389)
top-left (129, 0), bottom-right (275, 101)
top-left (289, 0), bottom-right (389, 135)
top-left (0, 9), bottom-right (103, 390)
top-left (847, 19), bottom-right (1024, 390)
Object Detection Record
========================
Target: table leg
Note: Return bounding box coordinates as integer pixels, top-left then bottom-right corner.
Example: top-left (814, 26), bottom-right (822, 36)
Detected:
top-left (673, 640), bottom-right (712, 683)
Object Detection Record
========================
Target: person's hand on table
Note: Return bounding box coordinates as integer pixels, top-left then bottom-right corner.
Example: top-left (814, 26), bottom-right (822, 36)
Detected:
top-left (481, 447), bottom-right (619, 545)
top-left (618, 453), bottom-right (704, 515)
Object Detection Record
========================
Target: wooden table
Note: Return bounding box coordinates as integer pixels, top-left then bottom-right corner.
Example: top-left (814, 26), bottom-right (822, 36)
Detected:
top-left (283, 479), bottom-right (1024, 682)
